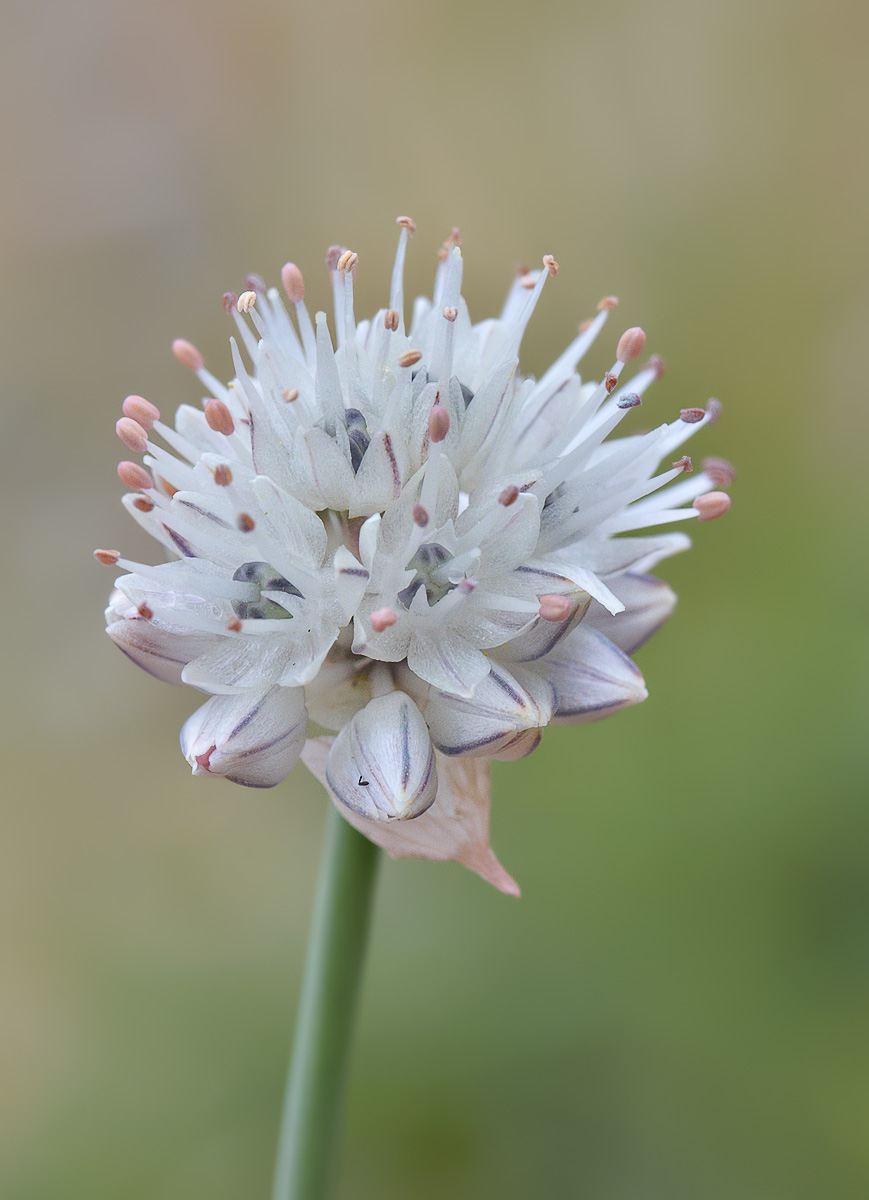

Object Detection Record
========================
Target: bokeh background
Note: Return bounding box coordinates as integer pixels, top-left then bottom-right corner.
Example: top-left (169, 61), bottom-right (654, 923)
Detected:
top-left (2, 0), bottom-right (867, 1195)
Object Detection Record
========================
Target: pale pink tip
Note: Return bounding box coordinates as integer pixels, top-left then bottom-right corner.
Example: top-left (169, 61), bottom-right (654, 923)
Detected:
top-left (616, 326), bottom-right (647, 363)
top-left (396, 215), bottom-right (417, 234)
top-left (122, 394), bottom-right (160, 428)
top-left (370, 607), bottom-right (397, 632)
top-left (172, 338), bottom-right (204, 371)
top-left (93, 548), bottom-right (120, 566)
top-left (428, 404), bottom-right (450, 443)
top-left (116, 417), bottom-right (148, 454)
top-left (204, 399), bottom-right (235, 436)
top-left (693, 491), bottom-right (731, 521)
top-left (538, 594), bottom-right (571, 622)
top-left (117, 460), bottom-right (154, 491)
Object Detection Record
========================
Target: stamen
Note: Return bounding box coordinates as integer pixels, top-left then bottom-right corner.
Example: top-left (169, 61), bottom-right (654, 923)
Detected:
top-left (398, 349), bottom-right (422, 368)
top-left (222, 292), bottom-right (238, 314)
top-left (132, 497), bottom-right (154, 512)
top-left (370, 607), bottom-right (398, 632)
top-left (499, 485), bottom-right (519, 506)
top-left (672, 455), bottom-right (693, 472)
top-left (172, 338), bottom-right (204, 371)
top-left (578, 318), bottom-right (593, 332)
top-left (237, 513), bottom-right (256, 532)
top-left (616, 327), bottom-right (647, 363)
top-left (428, 404), bottom-right (450, 443)
top-left (236, 290), bottom-right (257, 314)
top-left (281, 263), bottom-right (305, 304)
top-left (244, 273), bottom-right (266, 294)
top-left (93, 548), bottom-right (120, 565)
top-left (226, 616), bottom-right (243, 632)
top-left (137, 603), bottom-right (153, 620)
top-left (597, 296), bottom-right (619, 311)
top-left (325, 245), bottom-right (345, 271)
top-left (438, 226), bottom-right (462, 261)
top-left (122, 395), bottom-right (160, 429)
top-left (283, 388), bottom-right (300, 403)
top-left (605, 372), bottom-right (619, 394)
top-left (701, 457), bottom-right (737, 487)
top-left (396, 215), bottom-right (417, 234)
top-left (645, 354), bottom-right (666, 380)
top-left (519, 274), bottom-right (536, 290)
top-left (337, 249), bottom-right (358, 272)
top-left (539, 594), bottom-right (571, 621)
top-left (706, 398), bottom-right (723, 423)
top-left (384, 309), bottom-right (399, 331)
top-left (204, 399), bottom-right (235, 435)
top-left (542, 254), bottom-right (559, 276)
top-left (616, 393), bottom-right (642, 409)
top-left (118, 461), bottom-right (153, 490)
top-left (413, 504), bottom-right (429, 527)
top-left (158, 478), bottom-right (178, 498)
top-left (116, 417), bottom-right (148, 453)
top-left (680, 407), bottom-right (705, 423)
top-left (213, 464), bottom-right (233, 486)
top-left (443, 306), bottom-right (458, 322)
top-left (693, 491), bottom-right (731, 521)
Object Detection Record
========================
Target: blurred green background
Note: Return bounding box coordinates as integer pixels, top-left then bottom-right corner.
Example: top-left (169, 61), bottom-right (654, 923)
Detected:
top-left (1, 0), bottom-right (867, 1195)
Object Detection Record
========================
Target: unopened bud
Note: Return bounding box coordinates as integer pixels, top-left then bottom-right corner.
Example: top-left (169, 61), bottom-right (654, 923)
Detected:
top-left (616, 326), bottom-right (646, 363)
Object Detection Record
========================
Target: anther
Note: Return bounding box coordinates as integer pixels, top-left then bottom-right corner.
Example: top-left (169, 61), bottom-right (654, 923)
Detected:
top-left (398, 349), bottom-right (422, 368)
top-left (205, 399), bottom-right (235, 436)
top-left (172, 338), bottom-right (204, 371)
top-left (159, 478), bottom-right (178, 498)
top-left (222, 292), bottom-right (238, 314)
top-left (519, 274), bottom-right (536, 290)
top-left (672, 455), bottom-right (693, 472)
top-left (384, 309), bottom-right (399, 331)
top-left (137, 603), bottom-right (153, 620)
top-left (133, 496), bottom-right (154, 512)
top-left (616, 392), bottom-right (642, 410)
top-left (442, 306), bottom-right (458, 322)
top-left (213, 463), bottom-right (233, 486)
top-left (428, 404), bottom-right (450, 443)
top-left (325, 245), bottom-right (346, 271)
top-left (538, 594), bottom-right (571, 622)
top-left (396, 215), bottom-right (417, 234)
top-left (117, 461), bottom-right (153, 491)
top-left (123, 395), bottom-right (160, 428)
top-left (283, 388), bottom-right (299, 403)
top-left (706, 398), bottom-right (722, 424)
top-left (413, 504), bottom-right (429, 527)
top-left (542, 254), bottom-right (559, 276)
top-left (597, 295), bottom-right (619, 311)
top-left (645, 354), bottom-right (666, 380)
top-left (93, 549), bottom-right (120, 565)
top-left (701, 457), bottom-right (737, 487)
top-left (337, 249), bottom-right (358, 272)
top-left (693, 491), bottom-right (731, 521)
top-left (226, 616), bottom-right (243, 632)
top-left (370, 607), bottom-right (398, 632)
top-left (116, 417), bottom-right (148, 454)
top-left (236, 290), bottom-right (257, 314)
top-left (438, 226), bottom-right (462, 261)
top-left (680, 407), bottom-right (705, 424)
top-left (604, 372), bottom-right (619, 394)
top-left (499, 485), bottom-right (519, 507)
top-left (281, 262), bottom-right (305, 303)
top-left (458, 578), bottom-right (476, 595)
top-left (244, 273), bottom-right (266, 294)
top-left (237, 513), bottom-right (256, 532)
top-left (578, 318), bottom-right (593, 333)
top-left (616, 326), bottom-right (647, 363)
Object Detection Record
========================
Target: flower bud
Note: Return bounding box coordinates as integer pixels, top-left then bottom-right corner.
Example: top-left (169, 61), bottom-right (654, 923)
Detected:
top-left (180, 686), bottom-right (307, 788)
top-left (325, 692), bottom-right (437, 820)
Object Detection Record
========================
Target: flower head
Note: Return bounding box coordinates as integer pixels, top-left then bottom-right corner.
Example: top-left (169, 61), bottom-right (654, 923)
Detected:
top-left (97, 218), bottom-right (732, 892)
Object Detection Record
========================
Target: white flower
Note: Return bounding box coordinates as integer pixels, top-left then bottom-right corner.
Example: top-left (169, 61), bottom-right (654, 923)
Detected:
top-left (97, 218), bottom-right (733, 892)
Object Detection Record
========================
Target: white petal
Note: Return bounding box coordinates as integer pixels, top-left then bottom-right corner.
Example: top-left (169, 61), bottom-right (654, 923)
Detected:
top-left (180, 686), bottom-right (307, 788)
top-left (106, 612), bottom-right (215, 684)
top-left (324, 692), bottom-right (437, 821)
top-left (535, 627), bottom-right (648, 723)
top-left (425, 663), bottom-right (555, 758)
top-left (302, 740), bottom-right (520, 896)
top-left (405, 631), bottom-right (490, 698)
top-left (582, 573), bottom-right (677, 654)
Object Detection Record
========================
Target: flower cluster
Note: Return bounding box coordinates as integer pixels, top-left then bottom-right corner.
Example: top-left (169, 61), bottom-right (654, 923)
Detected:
top-left (97, 218), bottom-right (732, 892)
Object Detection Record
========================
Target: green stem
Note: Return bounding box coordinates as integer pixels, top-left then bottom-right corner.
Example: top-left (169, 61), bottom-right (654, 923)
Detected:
top-left (271, 806), bottom-right (380, 1200)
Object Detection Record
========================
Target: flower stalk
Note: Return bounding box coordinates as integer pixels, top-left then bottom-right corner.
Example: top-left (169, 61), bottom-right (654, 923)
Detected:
top-left (272, 806), bottom-right (380, 1200)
